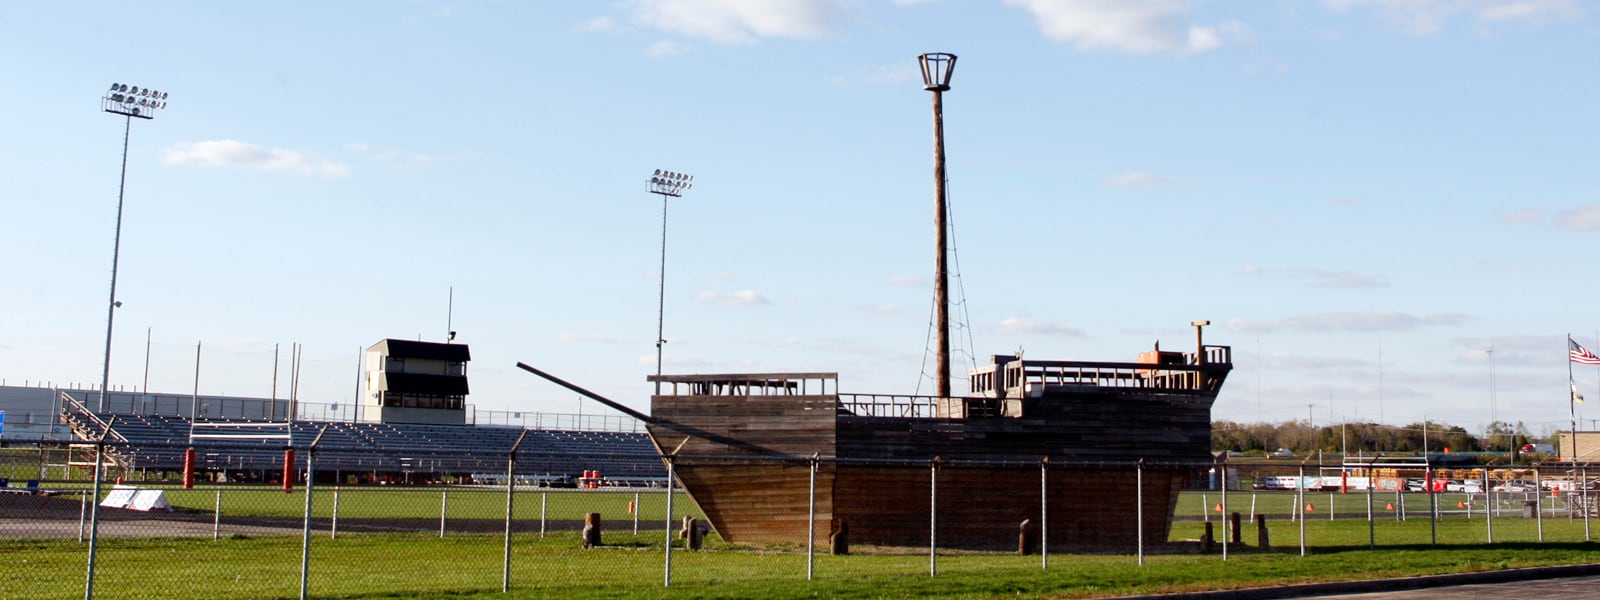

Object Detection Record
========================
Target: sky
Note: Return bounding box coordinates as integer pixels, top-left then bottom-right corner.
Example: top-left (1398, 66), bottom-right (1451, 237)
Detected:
top-left (3, 0), bottom-right (1599, 436)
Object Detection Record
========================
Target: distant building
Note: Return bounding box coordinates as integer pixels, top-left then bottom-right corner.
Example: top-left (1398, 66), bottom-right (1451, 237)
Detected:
top-left (1557, 432), bottom-right (1600, 463)
top-left (363, 339), bottom-right (470, 425)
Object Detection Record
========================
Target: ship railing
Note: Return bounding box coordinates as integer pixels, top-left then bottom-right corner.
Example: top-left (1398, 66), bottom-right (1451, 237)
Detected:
top-left (651, 372), bottom-right (839, 397)
top-left (989, 355), bottom-right (1231, 396)
top-left (1199, 344), bottom-right (1231, 365)
top-left (836, 393), bottom-right (940, 418)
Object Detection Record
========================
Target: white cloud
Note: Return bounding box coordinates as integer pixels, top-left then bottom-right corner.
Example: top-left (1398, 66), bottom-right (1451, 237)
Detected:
top-left (1226, 311), bottom-right (1471, 333)
top-left (345, 143), bottom-right (447, 168)
top-left (696, 290), bottom-right (770, 305)
top-left (1478, 0), bottom-right (1582, 21)
top-left (625, 0), bottom-right (846, 44)
top-left (1105, 171), bottom-right (1180, 188)
top-left (164, 140), bottom-right (350, 178)
top-left (888, 275), bottom-right (926, 287)
top-left (646, 39), bottom-right (690, 58)
top-left (1555, 204), bottom-right (1600, 231)
top-left (578, 15), bottom-right (625, 33)
top-left (1451, 335), bottom-right (1552, 367)
top-left (1323, 0), bottom-right (1583, 33)
top-left (1503, 207), bottom-right (1542, 223)
top-left (1003, 0), bottom-right (1248, 55)
top-left (995, 317), bottom-right (1086, 337)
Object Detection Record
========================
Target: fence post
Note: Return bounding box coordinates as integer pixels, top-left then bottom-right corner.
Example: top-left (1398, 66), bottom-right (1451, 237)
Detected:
top-left (299, 425), bottom-right (327, 600)
top-left (1219, 459), bottom-right (1228, 561)
top-left (634, 492), bottom-right (641, 535)
top-left (1297, 463), bottom-right (1306, 557)
top-left (1040, 457), bottom-right (1048, 569)
top-left (665, 455), bottom-right (675, 587)
top-left (929, 456), bottom-right (939, 577)
top-left (78, 492), bottom-right (88, 543)
top-left (540, 493), bottom-right (547, 538)
top-left (1535, 468), bottom-right (1545, 542)
top-left (1483, 468), bottom-right (1493, 543)
top-left (330, 487), bottom-right (340, 539)
top-left (440, 490), bottom-right (448, 538)
top-left (1427, 464), bottom-right (1437, 547)
top-left (84, 415), bottom-right (116, 600)
top-left (1365, 467), bottom-right (1374, 550)
top-left (808, 453), bottom-right (818, 581)
top-left (1136, 459), bottom-right (1145, 566)
top-left (503, 429), bottom-right (528, 593)
top-left (1584, 465), bottom-right (1591, 541)
top-left (214, 488), bottom-right (222, 541)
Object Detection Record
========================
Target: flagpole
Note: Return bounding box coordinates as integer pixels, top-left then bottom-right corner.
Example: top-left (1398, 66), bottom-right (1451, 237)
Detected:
top-left (1571, 334), bottom-right (1578, 462)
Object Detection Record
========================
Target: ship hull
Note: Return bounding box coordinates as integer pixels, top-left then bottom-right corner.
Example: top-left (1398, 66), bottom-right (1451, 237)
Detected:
top-left (646, 367), bottom-right (1224, 550)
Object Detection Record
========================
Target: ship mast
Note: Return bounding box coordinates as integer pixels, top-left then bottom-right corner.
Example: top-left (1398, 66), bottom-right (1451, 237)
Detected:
top-left (920, 52), bottom-right (957, 399)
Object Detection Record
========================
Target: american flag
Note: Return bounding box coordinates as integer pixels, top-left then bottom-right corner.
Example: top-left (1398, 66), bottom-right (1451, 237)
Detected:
top-left (1572, 338), bottom-right (1600, 365)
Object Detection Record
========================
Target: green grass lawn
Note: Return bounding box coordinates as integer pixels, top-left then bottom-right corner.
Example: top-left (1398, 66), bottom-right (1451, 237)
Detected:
top-left (10, 487), bottom-right (1600, 599)
top-left (156, 485), bottom-right (703, 521)
top-left (41, 482), bottom-right (705, 521)
top-left (7, 529), bottom-right (1600, 600)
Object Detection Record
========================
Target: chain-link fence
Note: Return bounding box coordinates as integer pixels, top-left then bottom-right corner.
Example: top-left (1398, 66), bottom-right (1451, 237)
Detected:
top-left (4, 441), bottom-right (1600, 599)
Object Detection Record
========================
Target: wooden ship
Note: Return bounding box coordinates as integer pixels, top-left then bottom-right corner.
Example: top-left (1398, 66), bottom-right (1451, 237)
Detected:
top-left (520, 52), bottom-right (1233, 550)
top-left (642, 336), bottom-right (1231, 550)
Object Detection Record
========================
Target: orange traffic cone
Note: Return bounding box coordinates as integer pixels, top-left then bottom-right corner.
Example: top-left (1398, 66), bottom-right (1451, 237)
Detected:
top-left (1214, 503), bottom-right (1223, 512)
top-left (1305, 503), bottom-right (1315, 512)
top-left (1385, 502), bottom-right (1395, 511)
top-left (1457, 501), bottom-right (1467, 509)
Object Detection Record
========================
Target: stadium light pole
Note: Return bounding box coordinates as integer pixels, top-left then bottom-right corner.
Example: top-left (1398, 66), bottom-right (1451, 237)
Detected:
top-left (648, 170), bottom-right (692, 396)
top-left (98, 82), bottom-right (168, 411)
top-left (919, 52), bottom-right (956, 399)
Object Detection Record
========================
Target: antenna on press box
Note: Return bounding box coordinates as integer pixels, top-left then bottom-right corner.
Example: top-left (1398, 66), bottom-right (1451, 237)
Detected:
top-left (446, 286), bottom-right (455, 343)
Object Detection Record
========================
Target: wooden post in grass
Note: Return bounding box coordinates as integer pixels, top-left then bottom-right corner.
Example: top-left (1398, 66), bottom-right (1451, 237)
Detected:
top-left (681, 516), bottom-right (704, 550)
top-left (831, 520), bottom-right (850, 555)
top-left (1018, 518), bottom-right (1033, 555)
top-left (1255, 514), bottom-right (1270, 550)
top-left (583, 512), bottom-right (603, 549)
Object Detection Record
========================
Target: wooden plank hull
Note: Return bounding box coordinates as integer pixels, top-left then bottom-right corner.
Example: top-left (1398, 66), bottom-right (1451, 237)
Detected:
top-left (647, 361), bottom-right (1226, 551)
top-left (661, 459), bottom-right (1188, 550)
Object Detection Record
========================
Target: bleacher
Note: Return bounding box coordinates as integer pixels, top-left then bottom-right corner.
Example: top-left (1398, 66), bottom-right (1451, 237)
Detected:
top-left (58, 396), bottom-right (665, 482)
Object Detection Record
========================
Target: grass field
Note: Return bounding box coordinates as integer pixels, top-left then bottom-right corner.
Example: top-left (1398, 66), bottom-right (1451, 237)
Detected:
top-left (154, 485), bottom-right (702, 522)
top-left (7, 528), bottom-right (1599, 599)
top-left (8, 487), bottom-right (1600, 599)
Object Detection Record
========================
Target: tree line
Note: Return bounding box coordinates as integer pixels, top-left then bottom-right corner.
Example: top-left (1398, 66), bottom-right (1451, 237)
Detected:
top-left (1212, 420), bottom-right (1547, 456)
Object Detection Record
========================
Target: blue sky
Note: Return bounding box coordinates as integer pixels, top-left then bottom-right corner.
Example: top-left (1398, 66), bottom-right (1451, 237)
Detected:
top-left (3, 0), bottom-right (1598, 434)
